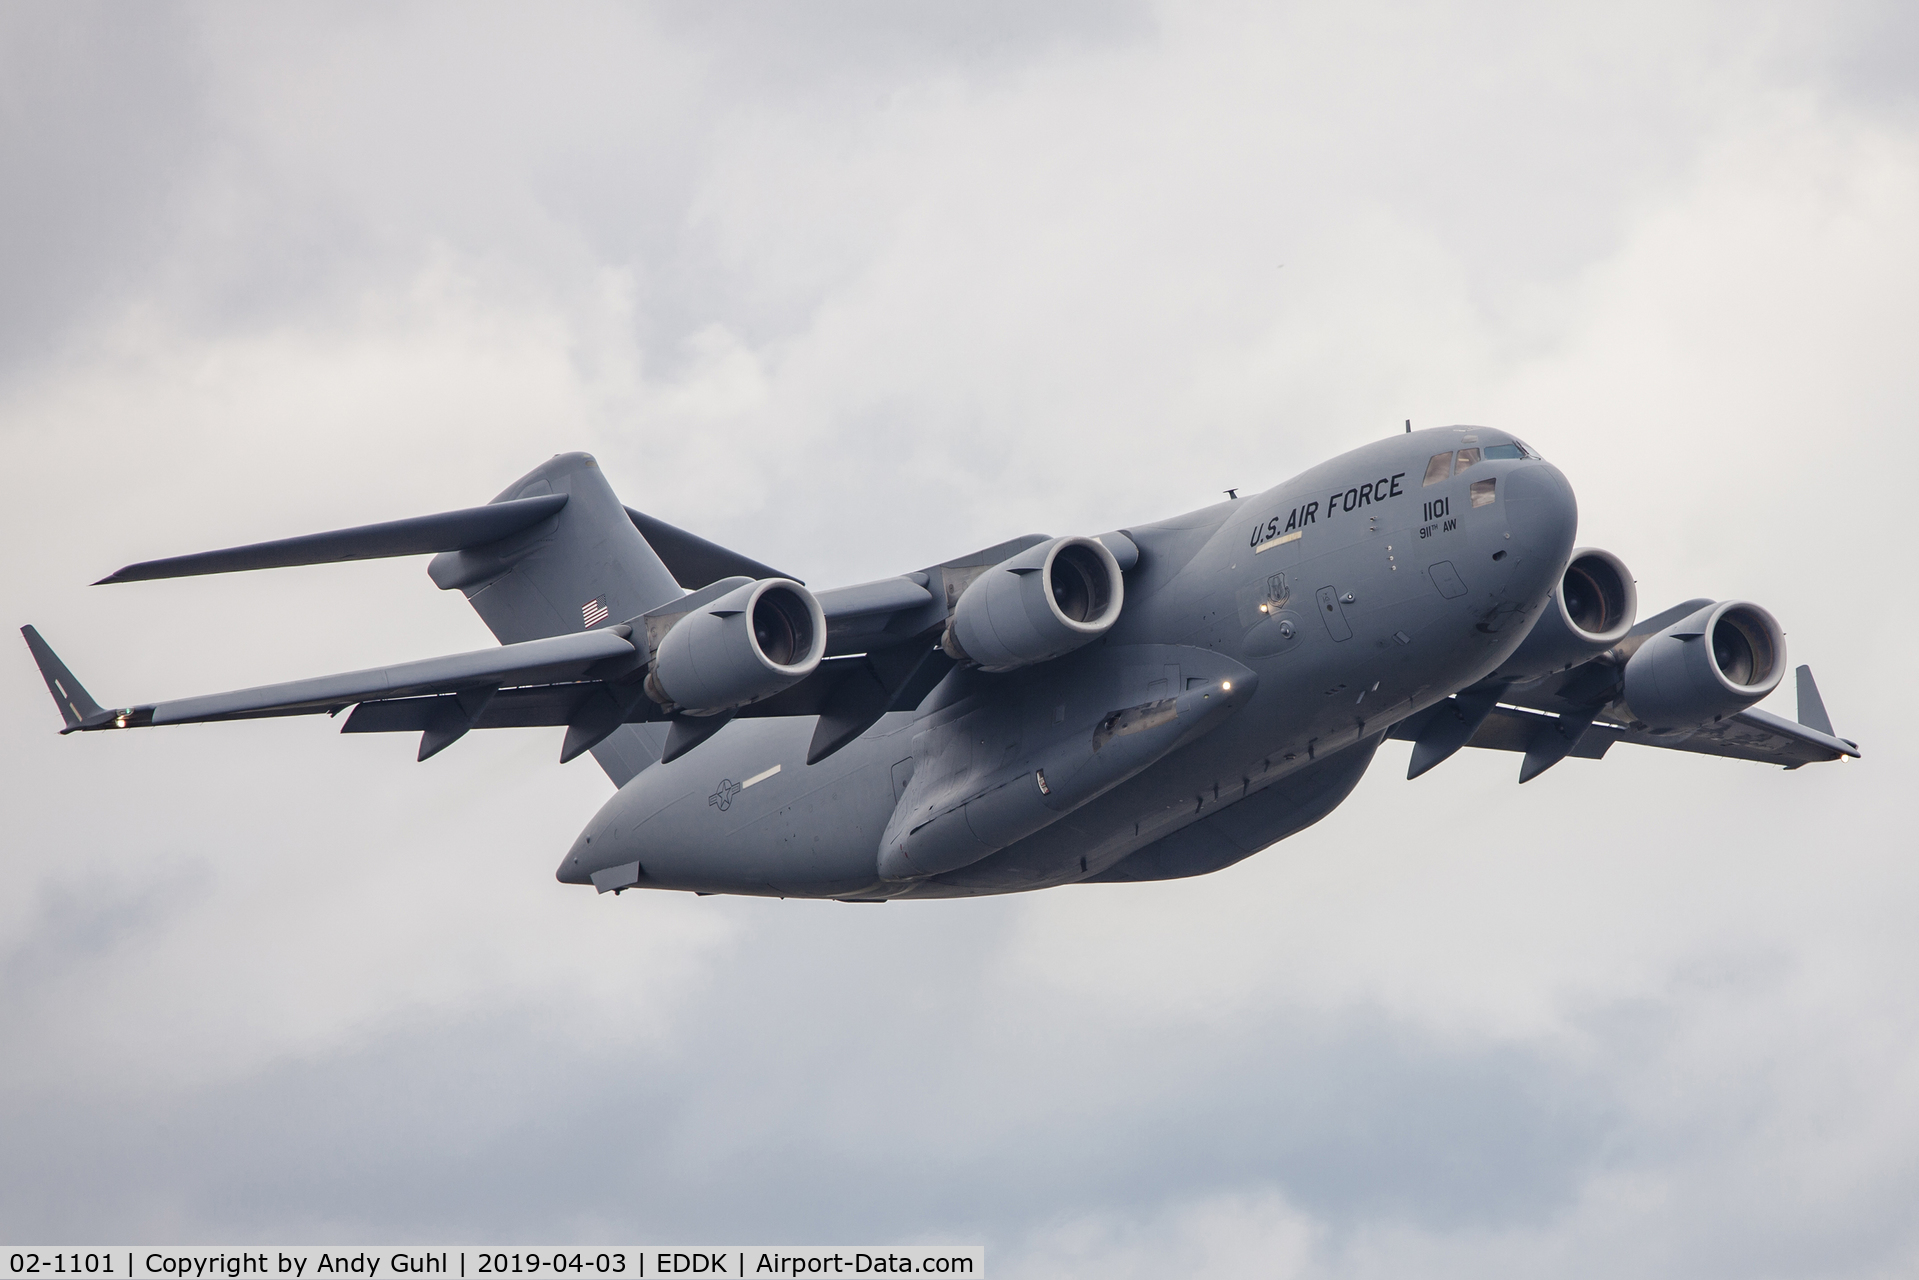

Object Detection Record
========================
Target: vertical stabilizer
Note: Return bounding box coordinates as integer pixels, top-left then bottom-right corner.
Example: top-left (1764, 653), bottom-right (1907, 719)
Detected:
top-left (429, 453), bottom-right (683, 784)
top-left (430, 453), bottom-right (683, 641)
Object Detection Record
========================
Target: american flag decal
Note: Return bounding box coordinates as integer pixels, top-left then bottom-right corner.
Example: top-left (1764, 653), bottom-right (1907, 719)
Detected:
top-left (582, 595), bottom-right (610, 628)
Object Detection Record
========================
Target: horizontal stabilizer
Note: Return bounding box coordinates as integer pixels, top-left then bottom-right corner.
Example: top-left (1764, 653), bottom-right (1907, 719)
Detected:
top-left (97, 493), bottom-right (569, 584)
top-left (625, 507), bottom-right (795, 588)
top-left (21, 626), bottom-right (112, 732)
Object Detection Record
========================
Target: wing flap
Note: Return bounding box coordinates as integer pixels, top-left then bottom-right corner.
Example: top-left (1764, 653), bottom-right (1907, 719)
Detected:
top-left (342, 683), bottom-right (608, 732)
top-left (145, 628), bottom-right (640, 726)
top-left (339, 655), bottom-right (889, 736)
top-left (1390, 703), bottom-right (1617, 759)
top-left (1391, 698), bottom-right (1857, 770)
top-left (1619, 705), bottom-right (1859, 767)
top-left (1466, 705), bottom-right (1618, 759)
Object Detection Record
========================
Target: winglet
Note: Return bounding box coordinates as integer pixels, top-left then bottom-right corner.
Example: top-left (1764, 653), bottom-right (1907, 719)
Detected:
top-left (20, 626), bottom-right (113, 732)
top-left (1795, 665), bottom-right (1836, 737)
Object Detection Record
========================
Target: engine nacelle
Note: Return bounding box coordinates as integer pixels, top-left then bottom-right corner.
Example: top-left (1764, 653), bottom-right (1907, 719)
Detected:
top-left (645, 578), bottom-right (826, 716)
top-left (1621, 600), bottom-right (1786, 732)
top-left (1496, 547), bottom-right (1638, 683)
top-left (943, 536), bottom-right (1124, 673)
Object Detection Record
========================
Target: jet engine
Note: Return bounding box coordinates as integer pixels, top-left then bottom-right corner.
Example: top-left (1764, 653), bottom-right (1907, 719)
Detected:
top-left (943, 536), bottom-right (1124, 672)
top-left (1496, 547), bottom-right (1638, 683)
top-left (1621, 600), bottom-right (1786, 732)
top-left (645, 578), bottom-right (826, 716)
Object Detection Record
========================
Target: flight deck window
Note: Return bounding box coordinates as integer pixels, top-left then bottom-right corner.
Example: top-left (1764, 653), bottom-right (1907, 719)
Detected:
top-left (1422, 452), bottom-right (1453, 486)
top-left (1471, 477), bottom-right (1497, 507)
top-left (1453, 447), bottom-right (1481, 475)
top-left (1482, 443), bottom-right (1524, 460)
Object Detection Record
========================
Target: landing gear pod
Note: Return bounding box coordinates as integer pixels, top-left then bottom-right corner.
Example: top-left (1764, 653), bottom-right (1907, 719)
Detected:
top-left (943, 536), bottom-right (1124, 672)
top-left (1622, 600), bottom-right (1786, 732)
top-left (1496, 547), bottom-right (1638, 682)
top-left (646, 578), bottom-right (826, 716)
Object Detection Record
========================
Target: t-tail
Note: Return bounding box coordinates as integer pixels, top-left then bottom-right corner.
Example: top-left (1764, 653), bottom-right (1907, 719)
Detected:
top-left (421, 453), bottom-right (687, 781)
top-left (30, 452), bottom-right (792, 785)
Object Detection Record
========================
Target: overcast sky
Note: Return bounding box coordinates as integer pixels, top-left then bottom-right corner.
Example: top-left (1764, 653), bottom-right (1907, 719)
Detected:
top-left (3, 2), bottom-right (1917, 1273)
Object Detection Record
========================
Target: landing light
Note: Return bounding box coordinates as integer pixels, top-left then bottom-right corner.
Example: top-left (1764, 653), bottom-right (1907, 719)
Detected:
top-left (1221, 681), bottom-right (1233, 691)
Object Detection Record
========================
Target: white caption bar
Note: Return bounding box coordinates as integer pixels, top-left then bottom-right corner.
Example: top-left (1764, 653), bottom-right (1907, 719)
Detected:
top-left (1, 1252), bottom-right (983, 1280)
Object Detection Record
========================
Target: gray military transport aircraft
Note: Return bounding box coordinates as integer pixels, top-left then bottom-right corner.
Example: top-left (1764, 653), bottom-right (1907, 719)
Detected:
top-left (24, 426), bottom-right (1858, 900)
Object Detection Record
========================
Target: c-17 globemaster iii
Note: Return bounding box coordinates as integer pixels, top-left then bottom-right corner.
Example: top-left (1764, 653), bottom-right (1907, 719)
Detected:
top-left (24, 426), bottom-right (1857, 900)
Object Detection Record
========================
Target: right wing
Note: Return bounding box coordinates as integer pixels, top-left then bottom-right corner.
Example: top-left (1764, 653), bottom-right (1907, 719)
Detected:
top-left (1391, 695), bottom-right (1860, 770)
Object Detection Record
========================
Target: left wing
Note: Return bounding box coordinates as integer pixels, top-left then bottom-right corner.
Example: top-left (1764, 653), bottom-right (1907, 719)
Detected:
top-left (1389, 581), bottom-right (1859, 783)
top-left (1397, 667), bottom-right (1857, 786)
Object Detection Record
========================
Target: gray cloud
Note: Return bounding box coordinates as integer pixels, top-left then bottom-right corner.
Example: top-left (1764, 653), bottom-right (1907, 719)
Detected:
top-left (3, 2), bottom-right (1917, 1275)
top-left (0, 5), bottom-right (209, 375)
top-left (1, 922), bottom-right (1607, 1243)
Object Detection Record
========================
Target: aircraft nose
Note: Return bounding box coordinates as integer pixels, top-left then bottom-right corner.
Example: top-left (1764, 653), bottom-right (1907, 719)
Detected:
top-left (558, 812), bottom-right (622, 885)
top-left (1501, 460), bottom-right (1578, 570)
top-left (556, 828), bottom-right (594, 884)
top-left (559, 785), bottom-right (651, 889)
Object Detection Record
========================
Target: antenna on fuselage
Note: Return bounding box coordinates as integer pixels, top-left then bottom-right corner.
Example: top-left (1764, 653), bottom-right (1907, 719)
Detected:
top-left (1405, 419), bottom-right (1412, 433)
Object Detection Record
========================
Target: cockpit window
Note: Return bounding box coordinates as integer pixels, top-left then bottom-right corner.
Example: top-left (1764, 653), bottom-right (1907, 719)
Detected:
top-left (1453, 447), bottom-right (1481, 475)
top-left (1482, 443), bottom-right (1524, 460)
top-left (1471, 477), bottom-right (1497, 507)
top-left (1422, 452), bottom-right (1453, 486)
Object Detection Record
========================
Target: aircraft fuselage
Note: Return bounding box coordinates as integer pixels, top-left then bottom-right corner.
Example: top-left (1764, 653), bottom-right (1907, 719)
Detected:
top-left (560, 426), bottom-right (1578, 898)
